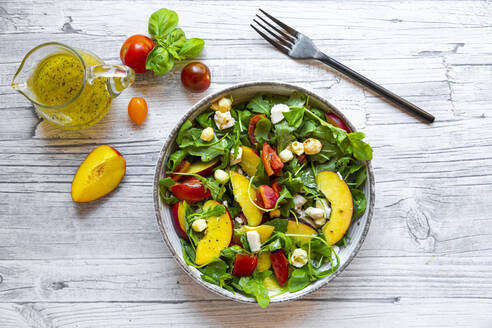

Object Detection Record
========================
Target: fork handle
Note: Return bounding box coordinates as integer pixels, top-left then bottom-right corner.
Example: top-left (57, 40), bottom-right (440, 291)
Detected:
top-left (315, 53), bottom-right (435, 123)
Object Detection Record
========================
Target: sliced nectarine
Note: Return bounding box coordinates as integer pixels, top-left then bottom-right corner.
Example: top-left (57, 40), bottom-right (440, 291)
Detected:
top-left (316, 171), bottom-right (353, 245)
top-left (170, 177), bottom-right (211, 203)
top-left (257, 251), bottom-right (272, 272)
top-left (230, 171), bottom-right (263, 226)
top-left (187, 159), bottom-right (220, 177)
top-left (71, 145), bottom-right (126, 203)
top-left (286, 219), bottom-right (317, 244)
top-left (171, 201), bottom-right (188, 240)
top-left (195, 200), bottom-right (233, 265)
top-left (239, 146), bottom-right (261, 177)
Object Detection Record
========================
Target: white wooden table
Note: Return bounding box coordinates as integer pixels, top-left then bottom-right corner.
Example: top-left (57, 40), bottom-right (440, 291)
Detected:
top-left (1, 1), bottom-right (492, 327)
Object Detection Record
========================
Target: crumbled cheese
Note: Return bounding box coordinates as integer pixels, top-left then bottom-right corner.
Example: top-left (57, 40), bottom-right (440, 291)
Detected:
top-left (270, 104), bottom-right (290, 124)
top-left (290, 141), bottom-right (304, 156)
top-left (214, 110), bottom-right (235, 130)
top-left (279, 149), bottom-right (294, 163)
top-left (316, 199), bottom-right (331, 219)
top-left (293, 194), bottom-right (307, 209)
top-left (234, 217), bottom-right (243, 225)
top-left (313, 217), bottom-right (327, 227)
top-left (218, 97), bottom-right (232, 112)
top-left (230, 147), bottom-right (243, 165)
top-left (246, 230), bottom-right (262, 253)
top-left (305, 207), bottom-right (325, 220)
top-left (290, 248), bottom-right (308, 268)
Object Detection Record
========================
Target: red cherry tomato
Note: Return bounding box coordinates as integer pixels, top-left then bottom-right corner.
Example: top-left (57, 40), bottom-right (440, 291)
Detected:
top-left (232, 253), bottom-right (258, 277)
top-left (270, 250), bottom-right (289, 286)
top-left (120, 35), bottom-right (155, 73)
top-left (248, 114), bottom-right (266, 145)
top-left (181, 62), bottom-right (211, 92)
top-left (262, 143), bottom-right (284, 176)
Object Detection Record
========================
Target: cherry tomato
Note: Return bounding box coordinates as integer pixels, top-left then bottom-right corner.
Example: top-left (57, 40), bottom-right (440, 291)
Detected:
top-left (232, 253), bottom-right (258, 277)
top-left (128, 97), bottom-right (148, 124)
top-left (181, 62), bottom-right (211, 93)
top-left (248, 114), bottom-right (266, 145)
top-left (120, 35), bottom-right (155, 74)
top-left (262, 143), bottom-right (284, 176)
top-left (270, 250), bottom-right (289, 286)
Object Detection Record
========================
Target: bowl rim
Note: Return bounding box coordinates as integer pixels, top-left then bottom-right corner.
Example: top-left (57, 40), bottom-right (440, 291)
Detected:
top-left (153, 81), bottom-right (375, 304)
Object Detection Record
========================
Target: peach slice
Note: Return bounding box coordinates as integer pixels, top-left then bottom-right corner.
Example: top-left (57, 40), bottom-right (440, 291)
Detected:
top-left (239, 146), bottom-right (260, 177)
top-left (187, 159), bottom-right (220, 177)
top-left (316, 171), bottom-right (354, 245)
top-left (286, 219), bottom-right (317, 244)
top-left (243, 225), bottom-right (275, 243)
top-left (171, 201), bottom-right (188, 240)
top-left (195, 200), bottom-right (233, 266)
top-left (257, 251), bottom-right (272, 272)
top-left (71, 145), bottom-right (126, 203)
top-left (230, 171), bottom-right (263, 226)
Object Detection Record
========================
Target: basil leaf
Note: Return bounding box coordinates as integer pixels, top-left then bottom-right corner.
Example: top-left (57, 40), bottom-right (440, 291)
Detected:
top-left (254, 117), bottom-right (271, 144)
top-left (179, 38), bottom-right (205, 59)
top-left (145, 46), bottom-right (175, 75)
top-left (247, 94), bottom-right (271, 114)
top-left (351, 188), bottom-right (367, 219)
top-left (166, 27), bottom-right (186, 48)
top-left (148, 8), bottom-right (179, 38)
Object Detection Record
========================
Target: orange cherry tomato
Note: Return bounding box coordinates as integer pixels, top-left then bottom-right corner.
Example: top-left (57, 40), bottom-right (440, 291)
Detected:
top-left (128, 97), bottom-right (148, 124)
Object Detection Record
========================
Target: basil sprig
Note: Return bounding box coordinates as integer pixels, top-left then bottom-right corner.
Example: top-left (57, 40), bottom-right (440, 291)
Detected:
top-left (146, 8), bottom-right (205, 75)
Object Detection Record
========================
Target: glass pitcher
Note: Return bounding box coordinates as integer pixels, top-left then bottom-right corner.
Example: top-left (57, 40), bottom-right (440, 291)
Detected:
top-left (12, 42), bottom-right (135, 130)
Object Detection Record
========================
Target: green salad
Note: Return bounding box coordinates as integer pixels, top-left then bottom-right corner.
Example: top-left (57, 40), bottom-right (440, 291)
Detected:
top-left (159, 92), bottom-right (372, 307)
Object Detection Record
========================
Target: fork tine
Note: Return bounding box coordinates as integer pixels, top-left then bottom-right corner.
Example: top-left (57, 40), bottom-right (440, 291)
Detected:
top-left (255, 15), bottom-right (296, 44)
top-left (258, 9), bottom-right (300, 38)
top-left (250, 24), bottom-right (289, 55)
top-left (253, 19), bottom-right (293, 49)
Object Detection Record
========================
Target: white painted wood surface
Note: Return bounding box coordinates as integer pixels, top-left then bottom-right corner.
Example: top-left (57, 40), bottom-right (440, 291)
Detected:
top-left (1, 0), bottom-right (491, 326)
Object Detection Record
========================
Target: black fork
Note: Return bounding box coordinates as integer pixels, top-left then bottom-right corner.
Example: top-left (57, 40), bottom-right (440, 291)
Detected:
top-left (251, 9), bottom-right (435, 123)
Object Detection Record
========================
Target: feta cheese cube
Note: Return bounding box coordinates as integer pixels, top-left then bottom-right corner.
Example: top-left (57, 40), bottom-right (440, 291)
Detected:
top-left (214, 169), bottom-right (229, 184)
top-left (246, 230), bottom-right (262, 253)
top-left (316, 199), bottom-right (331, 219)
top-left (305, 207), bottom-right (325, 220)
top-left (192, 219), bottom-right (207, 232)
top-left (270, 104), bottom-right (290, 124)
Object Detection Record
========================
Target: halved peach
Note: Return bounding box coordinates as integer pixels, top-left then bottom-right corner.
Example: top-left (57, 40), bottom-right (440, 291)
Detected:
top-left (187, 159), bottom-right (220, 177)
top-left (325, 113), bottom-right (350, 133)
top-left (239, 146), bottom-right (260, 177)
top-left (170, 176), bottom-right (211, 203)
top-left (243, 224), bottom-right (275, 243)
top-left (71, 145), bottom-right (126, 203)
top-left (169, 160), bottom-right (191, 182)
top-left (287, 219), bottom-right (317, 244)
top-left (257, 251), bottom-right (272, 271)
top-left (316, 171), bottom-right (353, 245)
top-left (230, 171), bottom-right (263, 226)
top-left (171, 201), bottom-right (188, 240)
top-left (195, 200), bottom-right (233, 265)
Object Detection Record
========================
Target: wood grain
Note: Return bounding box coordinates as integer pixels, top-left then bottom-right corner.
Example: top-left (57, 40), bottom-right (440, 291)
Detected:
top-left (1, 0), bottom-right (491, 326)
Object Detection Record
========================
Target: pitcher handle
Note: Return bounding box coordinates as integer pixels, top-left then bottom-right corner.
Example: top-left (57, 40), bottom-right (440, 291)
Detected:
top-left (87, 64), bottom-right (135, 98)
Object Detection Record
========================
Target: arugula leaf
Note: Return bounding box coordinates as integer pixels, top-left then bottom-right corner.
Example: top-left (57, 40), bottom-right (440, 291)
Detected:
top-left (196, 112), bottom-right (213, 128)
top-left (167, 149), bottom-right (187, 171)
top-left (176, 119), bottom-right (192, 145)
top-left (159, 177), bottom-right (175, 188)
top-left (274, 121), bottom-right (296, 151)
top-left (247, 94), bottom-right (271, 115)
top-left (179, 38), bottom-right (205, 59)
top-left (184, 138), bottom-right (229, 162)
top-left (287, 268), bottom-right (311, 292)
top-left (298, 120), bottom-right (317, 136)
top-left (283, 106), bottom-right (304, 129)
top-left (237, 272), bottom-right (271, 308)
top-left (254, 117), bottom-right (271, 144)
top-left (159, 187), bottom-right (178, 205)
top-left (181, 239), bottom-right (197, 266)
top-left (148, 8), bottom-right (179, 38)
top-left (348, 132), bottom-right (373, 161)
top-left (264, 218), bottom-right (288, 232)
top-left (200, 260), bottom-right (228, 283)
top-left (351, 188), bottom-right (367, 219)
top-left (286, 92), bottom-right (307, 107)
top-left (252, 160), bottom-right (270, 186)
